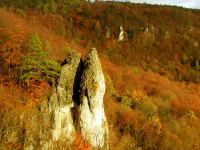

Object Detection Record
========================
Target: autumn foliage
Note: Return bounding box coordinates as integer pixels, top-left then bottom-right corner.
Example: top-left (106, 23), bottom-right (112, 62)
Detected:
top-left (1, 1), bottom-right (200, 150)
top-left (73, 134), bottom-right (91, 150)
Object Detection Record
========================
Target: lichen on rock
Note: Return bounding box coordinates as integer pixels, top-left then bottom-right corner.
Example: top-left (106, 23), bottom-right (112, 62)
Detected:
top-left (49, 51), bottom-right (82, 143)
top-left (79, 48), bottom-right (109, 150)
top-left (0, 49), bottom-right (109, 150)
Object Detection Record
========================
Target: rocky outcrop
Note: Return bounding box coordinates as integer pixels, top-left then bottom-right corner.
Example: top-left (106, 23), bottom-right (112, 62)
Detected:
top-left (49, 48), bottom-right (109, 149)
top-left (79, 48), bottom-right (109, 150)
top-left (49, 52), bottom-right (82, 142)
top-left (106, 26), bottom-right (111, 39)
top-left (48, 48), bottom-right (109, 149)
top-left (118, 25), bottom-right (124, 41)
top-left (118, 25), bottom-right (128, 42)
top-left (0, 49), bottom-right (109, 150)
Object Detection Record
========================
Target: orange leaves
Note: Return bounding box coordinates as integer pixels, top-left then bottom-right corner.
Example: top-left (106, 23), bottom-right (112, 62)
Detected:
top-left (27, 80), bottom-right (51, 103)
top-left (0, 30), bottom-right (24, 65)
top-left (0, 79), bottom-right (51, 109)
top-left (131, 89), bottom-right (148, 102)
top-left (73, 133), bottom-right (91, 150)
top-left (0, 9), bottom-right (27, 67)
top-left (103, 39), bottom-right (115, 49)
top-left (0, 82), bottom-right (27, 108)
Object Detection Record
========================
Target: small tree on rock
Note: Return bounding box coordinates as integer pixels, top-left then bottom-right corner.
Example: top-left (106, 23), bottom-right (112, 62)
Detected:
top-left (20, 33), bottom-right (61, 86)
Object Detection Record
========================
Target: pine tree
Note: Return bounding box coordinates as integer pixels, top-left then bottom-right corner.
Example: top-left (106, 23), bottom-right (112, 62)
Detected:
top-left (20, 33), bottom-right (61, 85)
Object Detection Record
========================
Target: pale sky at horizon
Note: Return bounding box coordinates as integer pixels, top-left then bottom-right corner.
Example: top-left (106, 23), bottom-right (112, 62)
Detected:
top-left (96, 0), bottom-right (200, 9)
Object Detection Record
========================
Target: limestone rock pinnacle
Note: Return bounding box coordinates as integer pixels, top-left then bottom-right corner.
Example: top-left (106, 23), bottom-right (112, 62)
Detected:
top-left (79, 48), bottom-right (109, 150)
top-left (49, 52), bottom-right (82, 143)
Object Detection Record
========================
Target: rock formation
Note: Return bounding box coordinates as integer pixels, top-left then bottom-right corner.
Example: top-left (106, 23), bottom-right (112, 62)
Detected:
top-left (106, 26), bottom-right (111, 39)
top-left (118, 25), bottom-right (125, 41)
top-left (49, 48), bottom-right (109, 149)
top-left (0, 49), bottom-right (109, 150)
top-left (118, 25), bottom-right (127, 42)
top-left (79, 48), bottom-right (109, 150)
top-left (49, 52), bottom-right (82, 143)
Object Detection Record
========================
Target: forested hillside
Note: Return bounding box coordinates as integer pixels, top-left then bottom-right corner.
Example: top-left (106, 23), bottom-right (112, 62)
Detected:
top-left (1, 1), bottom-right (200, 149)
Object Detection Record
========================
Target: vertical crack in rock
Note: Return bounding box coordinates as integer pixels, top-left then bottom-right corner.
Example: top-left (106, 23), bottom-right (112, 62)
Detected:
top-left (79, 48), bottom-right (109, 150)
top-left (2, 48), bottom-right (109, 150)
top-left (33, 48), bottom-right (109, 149)
top-left (73, 59), bottom-right (84, 106)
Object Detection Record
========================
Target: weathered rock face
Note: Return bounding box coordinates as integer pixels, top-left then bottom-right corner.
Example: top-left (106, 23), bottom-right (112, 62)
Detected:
top-left (118, 25), bottom-right (125, 41)
top-left (49, 52), bottom-right (82, 142)
top-left (79, 48), bottom-right (109, 150)
top-left (0, 49), bottom-right (109, 150)
top-left (106, 26), bottom-right (111, 39)
top-left (47, 49), bottom-right (109, 149)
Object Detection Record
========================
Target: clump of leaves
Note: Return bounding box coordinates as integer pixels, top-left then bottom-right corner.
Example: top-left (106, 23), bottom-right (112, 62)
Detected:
top-left (20, 33), bottom-right (61, 85)
top-left (137, 100), bottom-right (158, 119)
top-left (121, 95), bottom-right (134, 108)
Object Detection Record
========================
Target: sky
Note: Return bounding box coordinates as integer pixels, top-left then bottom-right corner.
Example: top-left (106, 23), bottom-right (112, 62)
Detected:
top-left (97, 0), bottom-right (200, 9)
